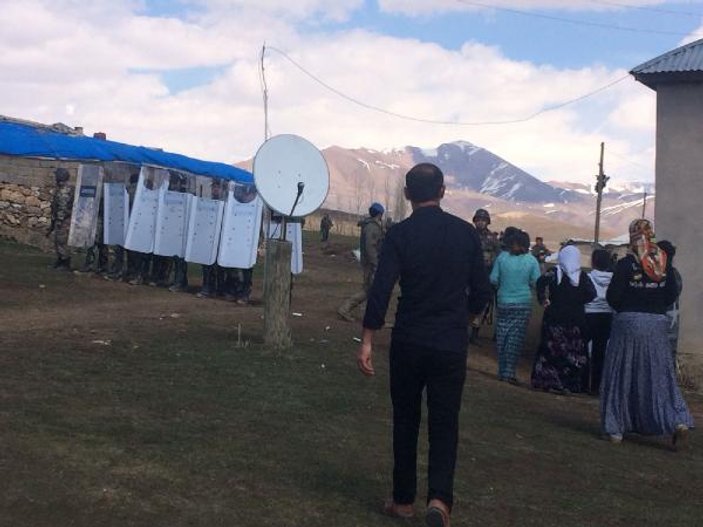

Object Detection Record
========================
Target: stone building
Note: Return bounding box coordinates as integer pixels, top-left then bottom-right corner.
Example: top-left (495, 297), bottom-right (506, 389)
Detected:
top-left (0, 118), bottom-right (83, 250)
top-left (631, 37), bottom-right (703, 388)
top-left (1, 115), bottom-right (253, 252)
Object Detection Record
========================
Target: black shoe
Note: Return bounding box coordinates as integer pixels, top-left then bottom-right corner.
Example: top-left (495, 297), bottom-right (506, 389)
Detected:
top-left (469, 326), bottom-right (479, 344)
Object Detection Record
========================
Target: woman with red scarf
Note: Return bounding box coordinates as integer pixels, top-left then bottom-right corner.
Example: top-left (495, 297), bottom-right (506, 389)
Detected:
top-left (600, 219), bottom-right (694, 449)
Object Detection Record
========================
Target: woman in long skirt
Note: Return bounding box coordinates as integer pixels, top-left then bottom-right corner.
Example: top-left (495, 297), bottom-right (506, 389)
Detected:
top-left (531, 245), bottom-right (596, 394)
top-left (490, 229), bottom-right (541, 384)
top-left (600, 219), bottom-right (694, 448)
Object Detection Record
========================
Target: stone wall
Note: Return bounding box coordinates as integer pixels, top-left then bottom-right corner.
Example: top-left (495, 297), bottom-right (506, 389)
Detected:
top-left (0, 155), bottom-right (79, 251)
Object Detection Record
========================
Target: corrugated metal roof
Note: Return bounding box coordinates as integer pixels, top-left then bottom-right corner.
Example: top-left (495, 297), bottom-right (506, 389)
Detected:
top-left (631, 37), bottom-right (703, 75)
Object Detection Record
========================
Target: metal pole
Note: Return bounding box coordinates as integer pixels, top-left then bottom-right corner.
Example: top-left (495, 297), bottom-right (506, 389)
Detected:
top-left (642, 191), bottom-right (647, 219)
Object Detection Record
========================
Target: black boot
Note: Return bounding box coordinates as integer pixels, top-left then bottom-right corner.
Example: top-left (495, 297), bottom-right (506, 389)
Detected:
top-left (469, 326), bottom-right (480, 344)
top-left (56, 257), bottom-right (71, 271)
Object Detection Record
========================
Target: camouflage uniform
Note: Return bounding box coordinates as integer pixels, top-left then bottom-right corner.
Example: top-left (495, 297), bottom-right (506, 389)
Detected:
top-left (50, 169), bottom-right (74, 270)
top-left (478, 229), bottom-right (501, 273)
top-left (82, 197), bottom-right (108, 274)
top-left (471, 210), bottom-right (501, 340)
top-left (320, 214), bottom-right (333, 242)
top-left (338, 206), bottom-right (385, 321)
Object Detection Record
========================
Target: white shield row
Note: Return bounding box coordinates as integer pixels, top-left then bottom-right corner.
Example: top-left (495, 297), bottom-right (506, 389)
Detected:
top-left (69, 164), bottom-right (304, 272)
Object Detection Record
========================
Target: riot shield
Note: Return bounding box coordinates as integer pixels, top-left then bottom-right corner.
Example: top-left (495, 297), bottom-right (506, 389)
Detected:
top-left (184, 196), bottom-right (225, 265)
top-left (217, 182), bottom-right (263, 269)
top-left (154, 185), bottom-right (192, 258)
top-left (68, 164), bottom-right (104, 248)
top-left (103, 183), bottom-right (129, 246)
top-left (123, 166), bottom-right (168, 253)
top-left (268, 219), bottom-right (303, 275)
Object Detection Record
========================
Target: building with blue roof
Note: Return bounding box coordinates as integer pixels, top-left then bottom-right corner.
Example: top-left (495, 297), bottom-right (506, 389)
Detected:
top-left (0, 115), bottom-right (253, 249)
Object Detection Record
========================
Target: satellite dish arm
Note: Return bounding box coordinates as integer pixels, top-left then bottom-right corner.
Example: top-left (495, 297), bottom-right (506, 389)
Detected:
top-left (288, 181), bottom-right (305, 217)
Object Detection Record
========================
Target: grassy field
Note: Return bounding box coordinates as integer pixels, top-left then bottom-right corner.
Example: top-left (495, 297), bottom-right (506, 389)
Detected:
top-left (0, 235), bottom-right (701, 527)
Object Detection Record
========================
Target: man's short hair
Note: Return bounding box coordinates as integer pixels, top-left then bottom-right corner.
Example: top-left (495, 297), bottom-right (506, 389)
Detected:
top-left (405, 163), bottom-right (443, 203)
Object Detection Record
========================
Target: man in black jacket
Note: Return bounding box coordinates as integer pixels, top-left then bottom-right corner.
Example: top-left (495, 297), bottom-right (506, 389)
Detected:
top-left (357, 163), bottom-right (491, 527)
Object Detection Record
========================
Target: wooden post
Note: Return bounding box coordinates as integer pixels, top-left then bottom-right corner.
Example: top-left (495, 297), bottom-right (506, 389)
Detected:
top-left (263, 239), bottom-right (292, 349)
top-left (593, 142), bottom-right (607, 247)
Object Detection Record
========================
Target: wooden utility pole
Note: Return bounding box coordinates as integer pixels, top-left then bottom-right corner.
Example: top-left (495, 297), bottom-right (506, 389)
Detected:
top-left (260, 43), bottom-right (294, 349)
top-left (263, 239), bottom-right (293, 349)
top-left (593, 142), bottom-right (609, 246)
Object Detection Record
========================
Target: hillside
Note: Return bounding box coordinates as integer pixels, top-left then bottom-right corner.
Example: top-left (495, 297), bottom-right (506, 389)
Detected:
top-left (241, 140), bottom-right (654, 244)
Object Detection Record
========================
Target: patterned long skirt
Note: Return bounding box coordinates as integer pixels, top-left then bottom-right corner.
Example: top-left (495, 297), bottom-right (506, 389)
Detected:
top-left (600, 312), bottom-right (694, 437)
top-left (495, 303), bottom-right (532, 379)
top-left (531, 323), bottom-right (588, 393)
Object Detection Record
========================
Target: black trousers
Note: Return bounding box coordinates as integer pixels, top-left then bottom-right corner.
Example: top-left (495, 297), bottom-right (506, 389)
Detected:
top-left (584, 312), bottom-right (613, 393)
top-left (389, 341), bottom-right (467, 510)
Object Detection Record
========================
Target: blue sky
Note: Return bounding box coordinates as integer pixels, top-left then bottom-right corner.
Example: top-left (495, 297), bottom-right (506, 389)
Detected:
top-left (330, 1), bottom-right (702, 69)
top-left (2, 0), bottom-right (702, 184)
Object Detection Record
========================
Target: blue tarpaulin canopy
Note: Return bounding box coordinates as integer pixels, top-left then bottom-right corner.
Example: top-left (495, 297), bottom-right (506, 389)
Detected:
top-left (0, 121), bottom-right (253, 183)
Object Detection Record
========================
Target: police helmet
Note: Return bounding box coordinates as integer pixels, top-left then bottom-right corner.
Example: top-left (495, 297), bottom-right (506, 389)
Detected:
top-left (54, 168), bottom-right (70, 183)
top-left (473, 208), bottom-right (491, 224)
top-left (369, 202), bottom-right (385, 217)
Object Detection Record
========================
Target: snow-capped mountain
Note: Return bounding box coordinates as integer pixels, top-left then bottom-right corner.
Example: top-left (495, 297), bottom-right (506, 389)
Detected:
top-left (408, 142), bottom-right (581, 203)
top-left (239, 140), bottom-right (654, 242)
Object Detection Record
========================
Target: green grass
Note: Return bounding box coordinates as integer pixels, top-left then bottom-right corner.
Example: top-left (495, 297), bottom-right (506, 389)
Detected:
top-left (0, 238), bottom-right (701, 527)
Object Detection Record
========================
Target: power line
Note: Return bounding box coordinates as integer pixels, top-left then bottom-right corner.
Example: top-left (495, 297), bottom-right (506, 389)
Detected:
top-left (455, 0), bottom-right (692, 37)
top-left (589, 0), bottom-right (703, 18)
top-left (265, 46), bottom-right (631, 126)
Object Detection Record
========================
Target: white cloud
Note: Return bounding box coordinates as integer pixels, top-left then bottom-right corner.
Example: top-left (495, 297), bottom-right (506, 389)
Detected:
top-left (188, 0), bottom-right (364, 22)
top-left (0, 0), bottom-right (665, 185)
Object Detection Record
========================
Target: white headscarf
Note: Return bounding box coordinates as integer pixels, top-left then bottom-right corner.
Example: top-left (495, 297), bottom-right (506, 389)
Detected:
top-left (556, 245), bottom-right (581, 287)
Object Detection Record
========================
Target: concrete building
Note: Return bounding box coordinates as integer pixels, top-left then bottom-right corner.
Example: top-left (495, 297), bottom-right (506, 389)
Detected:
top-left (632, 37), bottom-right (703, 388)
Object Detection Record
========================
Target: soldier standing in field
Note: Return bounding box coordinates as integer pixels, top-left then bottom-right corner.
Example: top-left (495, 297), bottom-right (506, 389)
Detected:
top-left (320, 213), bottom-right (333, 242)
top-left (471, 208), bottom-right (500, 343)
top-left (337, 202), bottom-right (385, 322)
top-left (81, 194), bottom-right (108, 275)
top-left (48, 168), bottom-right (74, 271)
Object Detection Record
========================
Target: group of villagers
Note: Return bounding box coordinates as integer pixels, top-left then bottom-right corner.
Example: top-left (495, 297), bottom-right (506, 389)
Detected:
top-left (484, 216), bottom-right (693, 450)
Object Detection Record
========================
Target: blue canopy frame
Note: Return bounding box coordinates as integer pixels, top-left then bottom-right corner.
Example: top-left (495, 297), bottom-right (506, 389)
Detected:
top-left (0, 121), bottom-right (253, 183)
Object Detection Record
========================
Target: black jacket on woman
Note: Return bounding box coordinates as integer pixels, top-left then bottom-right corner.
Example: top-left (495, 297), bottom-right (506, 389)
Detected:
top-left (537, 268), bottom-right (596, 327)
top-left (606, 254), bottom-right (678, 315)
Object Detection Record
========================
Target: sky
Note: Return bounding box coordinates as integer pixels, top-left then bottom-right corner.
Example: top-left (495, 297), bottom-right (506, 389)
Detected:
top-left (2, 0), bottom-right (703, 185)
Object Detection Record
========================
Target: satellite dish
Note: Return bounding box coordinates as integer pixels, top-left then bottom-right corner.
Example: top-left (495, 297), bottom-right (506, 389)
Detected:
top-left (253, 134), bottom-right (330, 217)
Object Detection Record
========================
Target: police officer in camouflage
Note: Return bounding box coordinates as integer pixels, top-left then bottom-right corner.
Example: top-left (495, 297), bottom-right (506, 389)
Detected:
top-left (471, 208), bottom-right (500, 342)
top-left (48, 168), bottom-right (74, 271)
top-left (81, 193), bottom-right (108, 275)
top-left (338, 202), bottom-right (385, 322)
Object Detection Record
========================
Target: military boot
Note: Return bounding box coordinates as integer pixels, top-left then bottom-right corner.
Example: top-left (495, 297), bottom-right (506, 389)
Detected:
top-left (57, 257), bottom-right (72, 271)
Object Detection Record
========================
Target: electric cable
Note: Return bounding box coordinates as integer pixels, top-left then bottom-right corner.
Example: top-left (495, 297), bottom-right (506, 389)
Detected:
top-left (265, 46), bottom-right (631, 126)
top-left (455, 0), bottom-right (693, 37)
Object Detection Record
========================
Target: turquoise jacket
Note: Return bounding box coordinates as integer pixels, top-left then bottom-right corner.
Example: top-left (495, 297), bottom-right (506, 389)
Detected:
top-left (490, 251), bottom-right (541, 306)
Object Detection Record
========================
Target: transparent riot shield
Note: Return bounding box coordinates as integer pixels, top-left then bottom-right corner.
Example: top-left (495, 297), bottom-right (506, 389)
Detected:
top-left (268, 219), bottom-right (303, 275)
top-left (217, 182), bottom-right (263, 269)
top-left (68, 164), bottom-right (104, 248)
top-left (184, 195), bottom-right (225, 265)
top-left (124, 166), bottom-right (168, 253)
top-left (154, 172), bottom-right (194, 258)
top-left (103, 183), bottom-right (129, 246)
top-left (102, 162), bottom-right (139, 246)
